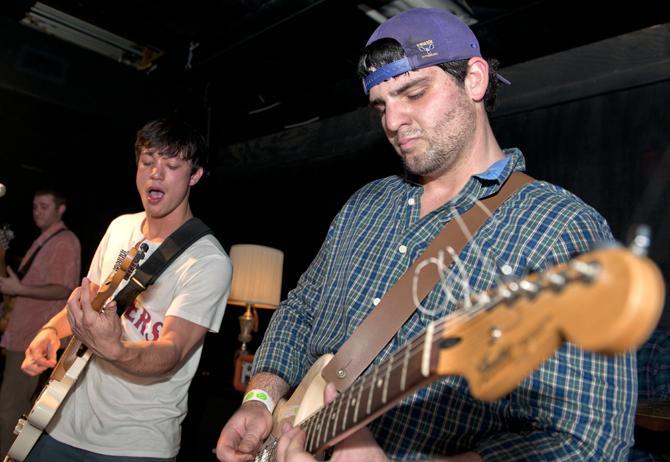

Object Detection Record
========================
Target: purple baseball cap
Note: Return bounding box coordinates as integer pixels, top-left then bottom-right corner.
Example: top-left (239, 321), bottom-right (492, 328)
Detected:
top-left (362, 8), bottom-right (510, 94)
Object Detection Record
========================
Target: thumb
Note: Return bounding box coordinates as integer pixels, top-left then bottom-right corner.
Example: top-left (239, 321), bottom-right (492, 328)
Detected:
top-left (103, 300), bottom-right (118, 318)
top-left (324, 382), bottom-right (339, 405)
top-left (6, 266), bottom-right (17, 278)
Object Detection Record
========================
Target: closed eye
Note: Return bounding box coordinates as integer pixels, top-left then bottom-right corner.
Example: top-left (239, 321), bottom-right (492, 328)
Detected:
top-left (407, 90), bottom-right (425, 100)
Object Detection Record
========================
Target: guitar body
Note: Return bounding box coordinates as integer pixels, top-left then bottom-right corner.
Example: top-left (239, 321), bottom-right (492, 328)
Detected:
top-left (271, 354), bottom-right (333, 437)
top-left (0, 297), bottom-right (15, 332)
top-left (7, 340), bottom-right (92, 461)
top-left (253, 355), bottom-right (332, 462)
top-left (4, 244), bottom-right (146, 462)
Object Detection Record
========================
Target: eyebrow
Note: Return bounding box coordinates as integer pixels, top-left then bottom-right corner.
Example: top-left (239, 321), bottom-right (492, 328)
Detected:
top-left (368, 76), bottom-right (432, 107)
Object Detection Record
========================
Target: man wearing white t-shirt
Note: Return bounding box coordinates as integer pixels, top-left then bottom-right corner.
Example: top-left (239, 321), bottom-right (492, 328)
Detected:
top-left (20, 118), bottom-right (232, 461)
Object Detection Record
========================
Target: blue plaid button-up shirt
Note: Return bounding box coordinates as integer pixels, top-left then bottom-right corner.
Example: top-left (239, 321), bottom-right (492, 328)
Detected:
top-left (253, 149), bottom-right (636, 461)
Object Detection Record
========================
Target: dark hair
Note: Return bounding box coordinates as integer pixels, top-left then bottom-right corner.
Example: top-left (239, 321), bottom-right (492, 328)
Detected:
top-left (357, 38), bottom-right (501, 112)
top-left (34, 189), bottom-right (67, 207)
top-left (134, 118), bottom-right (208, 173)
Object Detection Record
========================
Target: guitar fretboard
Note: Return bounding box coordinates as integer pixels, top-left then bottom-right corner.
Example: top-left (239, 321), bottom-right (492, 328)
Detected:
top-left (300, 327), bottom-right (436, 454)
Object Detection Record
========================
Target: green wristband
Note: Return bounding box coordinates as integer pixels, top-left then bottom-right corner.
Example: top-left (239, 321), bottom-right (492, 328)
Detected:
top-left (243, 389), bottom-right (276, 413)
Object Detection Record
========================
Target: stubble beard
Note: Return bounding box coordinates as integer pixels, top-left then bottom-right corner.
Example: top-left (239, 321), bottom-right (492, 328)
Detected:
top-left (401, 96), bottom-right (476, 177)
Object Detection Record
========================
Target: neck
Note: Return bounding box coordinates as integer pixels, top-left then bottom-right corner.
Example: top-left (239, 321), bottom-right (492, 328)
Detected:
top-left (420, 121), bottom-right (504, 217)
top-left (142, 204), bottom-right (193, 242)
top-left (39, 220), bottom-right (63, 234)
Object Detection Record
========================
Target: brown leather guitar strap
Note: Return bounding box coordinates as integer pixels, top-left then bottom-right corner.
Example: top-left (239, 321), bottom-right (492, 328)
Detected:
top-left (321, 172), bottom-right (534, 391)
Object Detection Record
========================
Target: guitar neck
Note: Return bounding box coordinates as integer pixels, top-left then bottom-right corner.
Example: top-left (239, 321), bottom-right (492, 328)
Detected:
top-left (49, 336), bottom-right (84, 381)
top-left (301, 329), bottom-right (438, 454)
top-left (48, 249), bottom-right (142, 380)
top-left (296, 296), bottom-right (504, 454)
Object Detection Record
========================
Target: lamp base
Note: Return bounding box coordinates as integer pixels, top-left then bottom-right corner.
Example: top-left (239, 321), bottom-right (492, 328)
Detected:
top-left (237, 303), bottom-right (258, 352)
top-left (233, 352), bottom-right (254, 392)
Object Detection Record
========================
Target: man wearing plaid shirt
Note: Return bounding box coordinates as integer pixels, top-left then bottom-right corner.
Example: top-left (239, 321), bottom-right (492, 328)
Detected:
top-left (217, 8), bottom-right (635, 462)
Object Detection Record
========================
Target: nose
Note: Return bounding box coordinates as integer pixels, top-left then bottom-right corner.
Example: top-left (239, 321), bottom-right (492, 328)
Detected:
top-left (383, 101), bottom-right (410, 134)
top-left (150, 160), bottom-right (165, 179)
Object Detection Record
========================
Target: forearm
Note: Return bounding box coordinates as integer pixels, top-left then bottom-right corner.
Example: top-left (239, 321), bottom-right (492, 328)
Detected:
top-left (108, 338), bottom-right (183, 377)
top-left (15, 283), bottom-right (72, 300)
top-left (247, 371), bottom-right (290, 403)
top-left (43, 307), bottom-right (73, 338)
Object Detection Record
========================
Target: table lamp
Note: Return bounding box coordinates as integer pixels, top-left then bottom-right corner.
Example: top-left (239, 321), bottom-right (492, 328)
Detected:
top-left (227, 244), bottom-right (283, 353)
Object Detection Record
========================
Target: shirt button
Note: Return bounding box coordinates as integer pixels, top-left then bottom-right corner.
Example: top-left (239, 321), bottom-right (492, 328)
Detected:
top-left (398, 245), bottom-right (407, 254)
top-left (407, 198), bottom-right (415, 206)
top-left (372, 298), bottom-right (381, 306)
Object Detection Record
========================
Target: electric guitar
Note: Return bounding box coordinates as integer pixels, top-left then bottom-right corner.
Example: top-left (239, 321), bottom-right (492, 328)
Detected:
top-left (0, 224), bottom-right (16, 331)
top-left (253, 247), bottom-right (665, 461)
top-left (4, 243), bottom-right (147, 462)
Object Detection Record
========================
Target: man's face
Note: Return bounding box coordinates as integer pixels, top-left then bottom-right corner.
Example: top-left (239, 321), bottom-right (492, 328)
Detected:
top-left (33, 194), bottom-right (64, 232)
top-left (135, 149), bottom-right (203, 220)
top-left (368, 66), bottom-right (476, 178)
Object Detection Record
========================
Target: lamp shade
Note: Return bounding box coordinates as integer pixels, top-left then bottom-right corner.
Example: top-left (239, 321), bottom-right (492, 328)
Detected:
top-left (228, 244), bottom-right (283, 309)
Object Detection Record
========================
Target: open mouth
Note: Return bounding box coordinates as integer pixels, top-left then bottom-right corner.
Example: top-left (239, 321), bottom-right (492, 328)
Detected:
top-left (147, 188), bottom-right (165, 203)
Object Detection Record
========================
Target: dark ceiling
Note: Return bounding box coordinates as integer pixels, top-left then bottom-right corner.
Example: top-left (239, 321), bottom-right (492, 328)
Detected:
top-left (3, 0), bottom-right (670, 145)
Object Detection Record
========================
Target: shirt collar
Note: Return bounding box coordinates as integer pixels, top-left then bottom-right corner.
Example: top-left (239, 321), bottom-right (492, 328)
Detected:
top-left (38, 221), bottom-right (66, 242)
top-left (473, 148), bottom-right (526, 183)
top-left (451, 148), bottom-right (527, 209)
top-left (473, 156), bottom-right (509, 181)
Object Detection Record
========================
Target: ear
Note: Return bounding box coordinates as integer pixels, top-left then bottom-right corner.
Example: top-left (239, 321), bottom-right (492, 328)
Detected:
top-left (189, 167), bottom-right (204, 186)
top-left (464, 57), bottom-right (489, 102)
top-left (57, 204), bottom-right (66, 217)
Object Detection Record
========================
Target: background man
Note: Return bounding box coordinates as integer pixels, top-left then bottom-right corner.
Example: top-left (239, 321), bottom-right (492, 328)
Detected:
top-left (0, 189), bottom-right (80, 457)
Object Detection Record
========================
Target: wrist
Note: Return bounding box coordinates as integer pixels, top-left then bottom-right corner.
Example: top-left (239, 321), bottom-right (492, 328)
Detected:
top-left (17, 282), bottom-right (28, 297)
top-left (242, 388), bottom-right (276, 414)
top-left (38, 325), bottom-right (59, 337)
top-left (105, 340), bottom-right (128, 363)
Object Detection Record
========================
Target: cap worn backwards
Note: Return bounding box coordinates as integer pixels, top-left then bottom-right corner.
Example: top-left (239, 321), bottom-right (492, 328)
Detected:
top-left (362, 8), bottom-right (510, 94)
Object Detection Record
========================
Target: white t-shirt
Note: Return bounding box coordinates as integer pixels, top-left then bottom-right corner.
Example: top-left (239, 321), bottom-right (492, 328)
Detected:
top-left (48, 212), bottom-right (232, 458)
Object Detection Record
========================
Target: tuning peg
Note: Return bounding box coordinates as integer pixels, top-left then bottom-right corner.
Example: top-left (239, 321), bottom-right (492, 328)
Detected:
top-left (518, 279), bottom-right (539, 296)
top-left (545, 271), bottom-right (567, 289)
top-left (628, 224), bottom-right (651, 257)
top-left (569, 259), bottom-right (600, 282)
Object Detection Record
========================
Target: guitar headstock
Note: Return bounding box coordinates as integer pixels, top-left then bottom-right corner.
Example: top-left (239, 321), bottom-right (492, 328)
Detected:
top-left (433, 247), bottom-right (665, 401)
top-left (93, 242), bottom-right (149, 311)
top-left (0, 224), bottom-right (15, 252)
top-left (112, 242), bottom-right (148, 280)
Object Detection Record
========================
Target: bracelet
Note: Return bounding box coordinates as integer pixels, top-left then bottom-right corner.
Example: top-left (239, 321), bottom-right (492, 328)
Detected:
top-left (38, 326), bottom-right (58, 336)
top-left (242, 389), bottom-right (276, 414)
